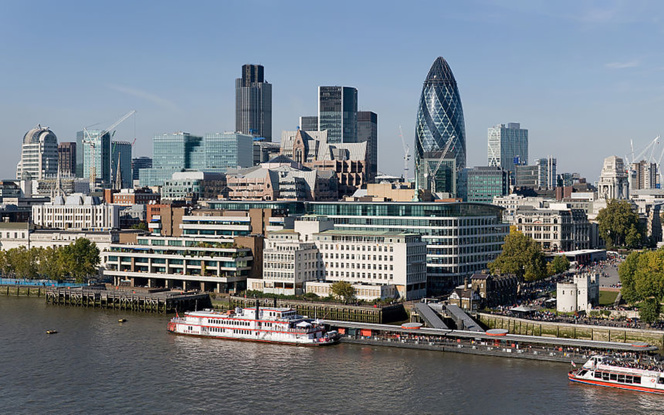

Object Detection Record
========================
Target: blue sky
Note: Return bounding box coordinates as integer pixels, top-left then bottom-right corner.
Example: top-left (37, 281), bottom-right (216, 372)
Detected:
top-left (1, 0), bottom-right (664, 183)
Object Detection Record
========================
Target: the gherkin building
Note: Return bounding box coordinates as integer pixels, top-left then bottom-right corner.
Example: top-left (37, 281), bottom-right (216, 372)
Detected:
top-left (415, 57), bottom-right (466, 196)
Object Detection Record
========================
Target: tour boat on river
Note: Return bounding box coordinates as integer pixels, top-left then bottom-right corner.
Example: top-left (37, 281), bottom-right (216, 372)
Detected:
top-left (569, 355), bottom-right (664, 394)
top-left (167, 304), bottom-right (339, 346)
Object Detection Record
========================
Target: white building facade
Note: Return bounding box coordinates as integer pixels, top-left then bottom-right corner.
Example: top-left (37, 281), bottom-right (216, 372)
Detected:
top-left (32, 194), bottom-right (120, 230)
top-left (557, 273), bottom-right (600, 313)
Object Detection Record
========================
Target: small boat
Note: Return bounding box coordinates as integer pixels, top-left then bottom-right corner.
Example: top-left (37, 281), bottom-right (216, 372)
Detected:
top-left (168, 303), bottom-right (339, 346)
top-left (46, 330), bottom-right (58, 335)
top-left (569, 355), bottom-right (664, 394)
top-left (118, 319), bottom-right (127, 323)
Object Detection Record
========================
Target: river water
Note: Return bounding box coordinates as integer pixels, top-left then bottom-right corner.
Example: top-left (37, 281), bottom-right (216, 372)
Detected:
top-left (0, 297), bottom-right (661, 414)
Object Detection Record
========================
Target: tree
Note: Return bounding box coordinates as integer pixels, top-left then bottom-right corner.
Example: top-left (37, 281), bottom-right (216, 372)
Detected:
top-left (330, 281), bottom-right (356, 304)
top-left (131, 222), bottom-right (149, 231)
top-left (60, 238), bottom-right (100, 283)
top-left (597, 199), bottom-right (643, 249)
top-left (489, 230), bottom-right (547, 281)
top-left (639, 298), bottom-right (661, 325)
top-left (547, 255), bottom-right (570, 276)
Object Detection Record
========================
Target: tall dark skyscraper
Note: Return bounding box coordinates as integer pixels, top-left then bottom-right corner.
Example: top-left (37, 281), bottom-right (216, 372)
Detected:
top-left (414, 57), bottom-right (466, 196)
top-left (318, 86), bottom-right (357, 144)
top-left (235, 64), bottom-right (272, 141)
top-left (58, 142), bottom-right (76, 177)
top-left (357, 111), bottom-right (378, 181)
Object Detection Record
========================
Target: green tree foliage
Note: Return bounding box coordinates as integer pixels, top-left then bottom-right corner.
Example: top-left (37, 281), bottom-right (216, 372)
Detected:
top-left (639, 298), bottom-right (661, 324)
top-left (489, 230), bottom-right (547, 281)
top-left (547, 255), bottom-right (570, 276)
top-left (0, 239), bottom-right (100, 282)
top-left (597, 199), bottom-right (644, 249)
top-left (131, 222), bottom-right (149, 231)
top-left (330, 281), bottom-right (356, 304)
top-left (60, 238), bottom-right (100, 283)
top-left (619, 249), bottom-right (664, 323)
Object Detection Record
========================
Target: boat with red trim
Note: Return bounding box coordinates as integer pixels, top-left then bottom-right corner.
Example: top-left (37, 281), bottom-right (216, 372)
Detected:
top-left (568, 355), bottom-right (664, 394)
top-left (167, 303), bottom-right (339, 346)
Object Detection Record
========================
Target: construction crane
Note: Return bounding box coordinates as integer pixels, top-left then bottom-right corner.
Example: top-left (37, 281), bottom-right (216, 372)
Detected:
top-left (425, 135), bottom-right (454, 194)
top-left (399, 126), bottom-right (410, 182)
top-left (83, 110), bottom-right (136, 188)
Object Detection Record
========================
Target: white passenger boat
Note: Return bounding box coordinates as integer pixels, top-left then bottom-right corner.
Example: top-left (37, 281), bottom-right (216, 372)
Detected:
top-left (569, 355), bottom-right (664, 394)
top-left (167, 304), bottom-right (339, 346)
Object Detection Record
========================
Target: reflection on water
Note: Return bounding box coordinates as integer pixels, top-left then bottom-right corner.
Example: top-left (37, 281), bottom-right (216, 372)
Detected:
top-left (0, 297), bottom-right (662, 415)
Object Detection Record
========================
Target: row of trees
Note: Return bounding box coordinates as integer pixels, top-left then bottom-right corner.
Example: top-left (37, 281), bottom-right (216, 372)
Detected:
top-left (0, 238), bottom-right (100, 283)
top-left (618, 250), bottom-right (664, 323)
top-left (488, 229), bottom-right (569, 281)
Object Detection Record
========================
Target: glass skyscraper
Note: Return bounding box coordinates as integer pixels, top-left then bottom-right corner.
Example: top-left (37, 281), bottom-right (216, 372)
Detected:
top-left (357, 111), bottom-right (378, 181)
top-left (76, 129), bottom-right (111, 186)
top-left (487, 123), bottom-right (528, 180)
top-left (235, 64), bottom-right (272, 141)
top-left (318, 86), bottom-right (357, 144)
top-left (415, 57), bottom-right (466, 196)
top-left (111, 141), bottom-right (133, 189)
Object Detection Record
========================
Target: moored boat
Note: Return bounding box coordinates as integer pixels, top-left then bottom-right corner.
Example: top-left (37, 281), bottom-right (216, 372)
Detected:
top-left (569, 355), bottom-right (664, 394)
top-left (167, 303), bottom-right (339, 346)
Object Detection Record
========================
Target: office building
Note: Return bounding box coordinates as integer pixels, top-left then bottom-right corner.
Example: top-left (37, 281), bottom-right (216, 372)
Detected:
top-left (357, 111), bottom-right (378, 182)
top-left (139, 132), bottom-right (252, 187)
top-left (236, 64), bottom-right (272, 141)
top-left (112, 141), bottom-right (132, 189)
top-left (58, 142), bottom-right (76, 177)
top-left (16, 125), bottom-right (59, 181)
top-left (487, 123), bottom-right (528, 179)
top-left (415, 57), bottom-right (466, 196)
top-left (206, 200), bottom-right (509, 295)
top-left (32, 193), bottom-right (120, 230)
top-left (465, 166), bottom-right (508, 203)
top-left (132, 156), bottom-right (152, 181)
top-left (536, 157), bottom-right (557, 190)
top-left (76, 129), bottom-right (112, 186)
top-left (299, 116), bottom-right (318, 131)
top-left (162, 171), bottom-right (227, 201)
top-left (318, 86), bottom-right (358, 144)
top-left (513, 204), bottom-right (591, 251)
top-left (629, 160), bottom-right (658, 190)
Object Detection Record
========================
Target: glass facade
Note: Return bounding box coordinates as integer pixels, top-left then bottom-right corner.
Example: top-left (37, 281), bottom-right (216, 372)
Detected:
top-left (112, 141), bottom-right (132, 189)
top-left (318, 86), bottom-right (357, 144)
top-left (357, 111), bottom-right (378, 181)
top-left (76, 129), bottom-right (111, 185)
top-left (415, 57), bottom-right (466, 196)
top-left (465, 166), bottom-right (508, 203)
top-left (487, 123), bottom-right (528, 180)
top-left (139, 133), bottom-right (253, 186)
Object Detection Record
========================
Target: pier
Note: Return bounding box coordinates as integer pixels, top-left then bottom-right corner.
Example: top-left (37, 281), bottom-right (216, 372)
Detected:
top-left (45, 287), bottom-right (211, 314)
top-left (324, 320), bottom-right (659, 364)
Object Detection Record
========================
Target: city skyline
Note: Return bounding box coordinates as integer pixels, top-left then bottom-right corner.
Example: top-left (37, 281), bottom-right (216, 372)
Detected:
top-left (2, 1), bottom-right (664, 183)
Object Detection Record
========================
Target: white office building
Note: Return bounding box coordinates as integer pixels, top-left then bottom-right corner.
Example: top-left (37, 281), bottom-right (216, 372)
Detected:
top-left (32, 193), bottom-right (120, 230)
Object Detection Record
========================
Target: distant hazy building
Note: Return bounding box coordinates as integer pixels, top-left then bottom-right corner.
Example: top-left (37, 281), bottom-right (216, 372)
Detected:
top-left (629, 160), bottom-right (658, 190)
top-left (597, 156), bottom-right (629, 200)
top-left (465, 166), bottom-right (508, 203)
top-left (415, 57), bottom-right (466, 196)
top-left (58, 142), bottom-right (76, 177)
top-left (236, 64), bottom-right (272, 141)
top-left (299, 116), bottom-right (318, 131)
top-left (536, 157), bottom-right (557, 190)
top-left (132, 156), bottom-right (152, 181)
top-left (203, 132), bottom-right (253, 171)
top-left (76, 129), bottom-right (112, 186)
top-left (162, 171), bottom-right (227, 201)
top-left (112, 141), bottom-right (132, 189)
top-left (16, 126), bottom-right (59, 181)
top-left (253, 141), bottom-right (281, 166)
top-left (318, 86), bottom-right (357, 144)
top-left (487, 123), bottom-right (528, 180)
top-left (357, 111), bottom-right (378, 182)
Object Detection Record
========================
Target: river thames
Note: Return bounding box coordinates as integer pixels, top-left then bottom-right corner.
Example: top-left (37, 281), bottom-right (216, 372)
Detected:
top-left (0, 297), bottom-right (661, 414)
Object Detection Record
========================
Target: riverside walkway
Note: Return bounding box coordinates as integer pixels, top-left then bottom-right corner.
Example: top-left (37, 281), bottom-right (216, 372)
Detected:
top-left (323, 319), bottom-right (658, 363)
top-left (413, 303), bottom-right (449, 329)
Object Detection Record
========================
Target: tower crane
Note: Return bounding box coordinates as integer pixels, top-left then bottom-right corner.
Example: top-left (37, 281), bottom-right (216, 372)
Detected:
top-left (399, 126), bottom-right (410, 182)
top-left (83, 110), bottom-right (136, 188)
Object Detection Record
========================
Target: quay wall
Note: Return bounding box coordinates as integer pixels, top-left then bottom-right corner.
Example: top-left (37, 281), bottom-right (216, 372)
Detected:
top-left (226, 296), bottom-right (407, 324)
top-left (0, 285), bottom-right (46, 298)
top-left (479, 313), bottom-right (664, 350)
